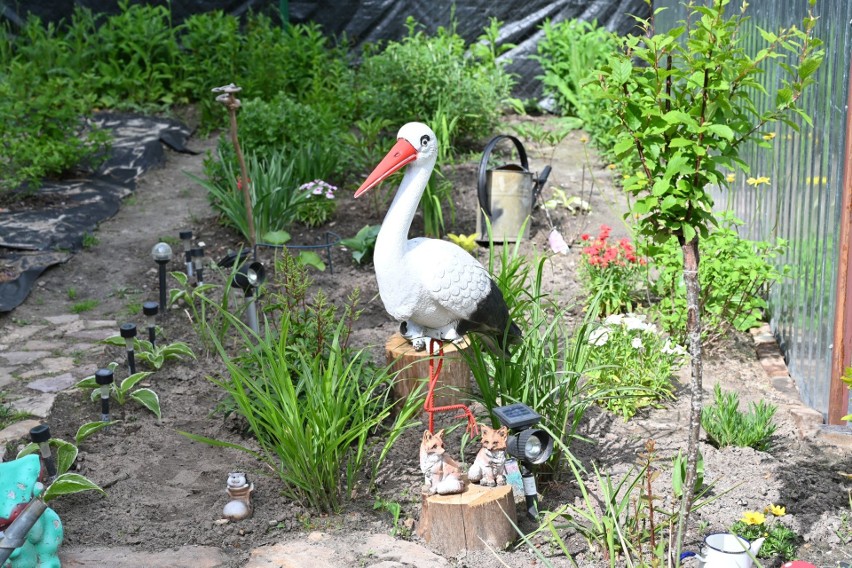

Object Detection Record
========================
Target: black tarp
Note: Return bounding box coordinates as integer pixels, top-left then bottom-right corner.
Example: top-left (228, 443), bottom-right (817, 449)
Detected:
top-left (0, 114), bottom-right (192, 312)
top-left (0, 1), bottom-right (649, 98)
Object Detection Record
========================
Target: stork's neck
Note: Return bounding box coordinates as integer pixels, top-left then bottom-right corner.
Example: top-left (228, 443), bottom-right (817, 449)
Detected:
top-left (376, 160), bottom-right (434, 262)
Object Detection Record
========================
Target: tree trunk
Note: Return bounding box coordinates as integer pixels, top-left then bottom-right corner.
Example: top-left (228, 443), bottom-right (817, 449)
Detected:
top-left (674, 235), bottom-right (703, 562)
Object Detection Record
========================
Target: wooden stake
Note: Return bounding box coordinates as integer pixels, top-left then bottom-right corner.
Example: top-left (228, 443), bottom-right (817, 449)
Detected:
top-left (385, 333), bottom-right (471, 408)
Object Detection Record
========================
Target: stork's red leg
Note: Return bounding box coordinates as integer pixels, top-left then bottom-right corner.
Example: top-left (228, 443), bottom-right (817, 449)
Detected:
top-left (424, 338), bottom-right (479, 436)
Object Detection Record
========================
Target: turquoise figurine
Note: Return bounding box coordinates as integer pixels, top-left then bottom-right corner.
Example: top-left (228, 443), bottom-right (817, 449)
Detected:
top-left (0, 454), bottom-right (63, 568)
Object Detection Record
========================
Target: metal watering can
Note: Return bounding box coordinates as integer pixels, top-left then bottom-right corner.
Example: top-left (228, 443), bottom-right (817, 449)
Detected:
top-left (681, 533), bottom-right (765, 568)
top-left (476, 135), bottom-right (551, 243)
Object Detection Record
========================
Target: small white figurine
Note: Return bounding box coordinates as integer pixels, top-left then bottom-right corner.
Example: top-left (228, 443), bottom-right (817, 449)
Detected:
top-left (223, 471), bottom-right (254, 520)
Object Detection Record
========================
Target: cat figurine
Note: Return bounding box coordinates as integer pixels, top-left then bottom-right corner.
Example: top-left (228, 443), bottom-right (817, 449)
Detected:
top-left (222, 471), bottom-right (254, 520)
top-left (419, 429), bottom-right (464, 495)
top-left (467, 424), bottom-right (508, 487)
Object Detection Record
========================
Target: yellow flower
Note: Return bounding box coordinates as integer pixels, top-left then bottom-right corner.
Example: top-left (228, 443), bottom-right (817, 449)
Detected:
top-left (741, 511), bottom-right (766, 525)
top-left (726, 173), bottom-right (736, 183)
top-left (765, 503), bottom-right (786, 516)
top-left (746, 176), bottom-right (771, 187)
top-left (580, 136), bottom-right (589, 143)
top-left (762, 132), bottom-right (777, 141)
top-left (607, 164), bottom-right (617, 170)
top-left (447, 233), bottom-right (479, 254)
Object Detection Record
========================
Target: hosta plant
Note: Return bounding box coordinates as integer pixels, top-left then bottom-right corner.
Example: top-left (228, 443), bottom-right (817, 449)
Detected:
top-left (102, 334), bottom-right (196, 371)
top-left (77, 363), bottom-right (161, 419)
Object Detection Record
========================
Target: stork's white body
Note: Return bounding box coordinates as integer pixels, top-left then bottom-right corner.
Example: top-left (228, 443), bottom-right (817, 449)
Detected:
top-left (356, 122), bottom-right (518, 350)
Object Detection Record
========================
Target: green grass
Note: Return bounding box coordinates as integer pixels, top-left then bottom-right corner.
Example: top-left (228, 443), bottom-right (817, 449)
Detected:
top-left (71, 299), bottom-right (100, 313)
top-left (82, 232), bottom-right (99, 249)
top-left (0, 393), bottom-right (29, 429)
top-left (67, 287), bottom-right (78, 300)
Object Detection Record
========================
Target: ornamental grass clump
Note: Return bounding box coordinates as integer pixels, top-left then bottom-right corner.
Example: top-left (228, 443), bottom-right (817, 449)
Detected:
top-left (578, 225), bottom-right (646, 315)
top-left (585, 313), bottom-right (685, 419)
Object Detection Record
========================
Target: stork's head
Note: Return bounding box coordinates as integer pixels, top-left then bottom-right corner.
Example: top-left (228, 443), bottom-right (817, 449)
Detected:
top-left (354, 122), bottom-right (438, 198)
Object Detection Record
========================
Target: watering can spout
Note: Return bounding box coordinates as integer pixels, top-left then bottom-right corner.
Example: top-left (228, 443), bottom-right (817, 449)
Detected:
top-left (749, 537), bottom-right (765, 558)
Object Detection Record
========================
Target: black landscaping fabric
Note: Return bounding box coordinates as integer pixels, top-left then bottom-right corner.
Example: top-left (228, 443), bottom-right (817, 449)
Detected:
top-left (0, 114), bottom-right (192, 312)
top-left (2, 1), bottom-right (649, 99)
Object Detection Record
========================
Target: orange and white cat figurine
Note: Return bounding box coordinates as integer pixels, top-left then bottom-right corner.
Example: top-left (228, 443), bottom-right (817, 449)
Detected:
top-left (419, 429), bottom-right (464, 495)
top-left (468, 424), bottom-right (508, 487)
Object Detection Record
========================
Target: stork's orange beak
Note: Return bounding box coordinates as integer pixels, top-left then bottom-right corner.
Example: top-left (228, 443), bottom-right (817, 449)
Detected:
top-left (354, 138), bottom-right (417, 198)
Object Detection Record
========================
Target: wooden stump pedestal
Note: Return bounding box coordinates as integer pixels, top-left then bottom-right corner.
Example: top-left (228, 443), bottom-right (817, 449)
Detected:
top-left (385, 333), bottom-right (471, 407)
top-left (417, 484), bottom-right (517, 555)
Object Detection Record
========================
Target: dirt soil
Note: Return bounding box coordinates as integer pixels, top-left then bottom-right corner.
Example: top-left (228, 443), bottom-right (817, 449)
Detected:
top-left (2, 115), bottom-right (852, 568)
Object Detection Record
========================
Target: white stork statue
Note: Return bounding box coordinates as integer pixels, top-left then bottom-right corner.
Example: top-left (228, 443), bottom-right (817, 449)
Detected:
top-left (354, 122), bottom-right (521, 351)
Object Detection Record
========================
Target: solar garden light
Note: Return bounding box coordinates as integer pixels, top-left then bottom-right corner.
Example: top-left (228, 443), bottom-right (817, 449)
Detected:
top-left (191, 245), bottom-right (206, 286)
top-left (179, 230), bottom-right (193, 276)
top-left (142, 301), bottom-right (158, 347)
top-left (232, 261), bottom-right (265, 334)
top-left (151, 242), bottom-right (172, 309)
top-left (29, 424), bottom-right (56, 479)
top-left (493, 402), bottom-right (554, 521)
top-left (95, 368), bottom-right (114, 423)
top-left (120, 323), bottom-right (137, 375)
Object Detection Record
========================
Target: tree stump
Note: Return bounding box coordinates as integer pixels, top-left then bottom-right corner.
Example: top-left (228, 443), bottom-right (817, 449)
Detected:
top-left (417, 484), bottom-right (517, 555)
top-left (385, 333), bottom-right (472, 407)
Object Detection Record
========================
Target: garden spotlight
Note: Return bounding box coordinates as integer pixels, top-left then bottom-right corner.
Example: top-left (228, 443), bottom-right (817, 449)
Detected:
top-left (493, 402), bottom-right (553, 521)
top-left (232, 261), bottom-right (265, 334)
top-left (95, 368), bottom-right (114, 423)
top-left (179, 230), bottom-right (193, 276)
top-left (191, 245), bottom-right (205, 286)
top-left (29, 424), bottom-right (55, 479)
top-left (142, 301), bottom-right (158, 347)
top-left (120, 323), bottom-right (138, 375)
top-left (151, 242), bottom-right (172, 309)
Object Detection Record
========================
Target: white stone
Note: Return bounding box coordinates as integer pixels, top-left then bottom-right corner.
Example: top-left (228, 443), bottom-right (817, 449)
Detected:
top-left (9, 393), bottom-right (56, 418)
top-left (27, 373), bottom-right (77, 393)
top-left (0, 419), bottom-right (42, 446)
top-left (0, 351), bottom-right (50, 366)
top-left (44, 314), bottom-right (80, 325)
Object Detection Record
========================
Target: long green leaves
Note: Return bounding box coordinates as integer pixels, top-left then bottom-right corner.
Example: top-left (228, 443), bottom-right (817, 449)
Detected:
top-left (188, 148), bottom-right (309, 243)
top-left (197, 300), bottom-right (420, 513)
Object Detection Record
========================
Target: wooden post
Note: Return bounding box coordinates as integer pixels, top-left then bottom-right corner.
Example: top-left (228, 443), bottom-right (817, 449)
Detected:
top-left (417, 484), bottom-right (517, 555)
top-left (385, 333), bottom-right (472, 407)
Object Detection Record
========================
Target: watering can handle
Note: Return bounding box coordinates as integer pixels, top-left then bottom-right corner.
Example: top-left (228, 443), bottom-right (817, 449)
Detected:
top-left (477, 134), bottom-right (529, 219)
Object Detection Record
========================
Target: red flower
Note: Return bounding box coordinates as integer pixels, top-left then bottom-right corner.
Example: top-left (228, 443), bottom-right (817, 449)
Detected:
top-left (581, 233), bottom-right (591, 241)
top-left (599, 225), bottom-right (612, 241)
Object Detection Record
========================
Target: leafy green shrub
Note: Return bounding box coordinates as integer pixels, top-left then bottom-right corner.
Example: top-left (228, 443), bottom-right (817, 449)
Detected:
top-left (179, 10), bottom-right (242, 128)
top-left (535, 18), bottom-right (621, 156)
top-left (0, 56), bottom-right (109, 195)
top-left (340, 225), bottom-right (381, 265)
top-left (647, 211), bottom-right (789, 341)
top-left (242, 17), bottom-right (354, 114)
top-left (84, 0), bottom-right (187, 109)
top-left (357, 17), bottom-right (513, 144)
top-left (585, 314), bottom-right (684, 419)
top-left (701, 384), bottom-right (777, 451)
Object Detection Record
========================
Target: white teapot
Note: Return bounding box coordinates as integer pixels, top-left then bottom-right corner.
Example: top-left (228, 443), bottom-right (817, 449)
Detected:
top-left (681, 533), bottom-right (765, 568)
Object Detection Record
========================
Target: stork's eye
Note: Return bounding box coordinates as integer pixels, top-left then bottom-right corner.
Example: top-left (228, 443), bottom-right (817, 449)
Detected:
top-left (420, 134), bottom-right (430, 147)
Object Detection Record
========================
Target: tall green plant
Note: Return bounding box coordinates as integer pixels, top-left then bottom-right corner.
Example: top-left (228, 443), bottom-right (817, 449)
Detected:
top-left (649, 211), bottom-right (789, 342)
top-left (466, 226), bottom-right (596, 472)
top-left (597, 0), bottom-right (822, 554)
top-left (183, 307), bottom-right (421, 513)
